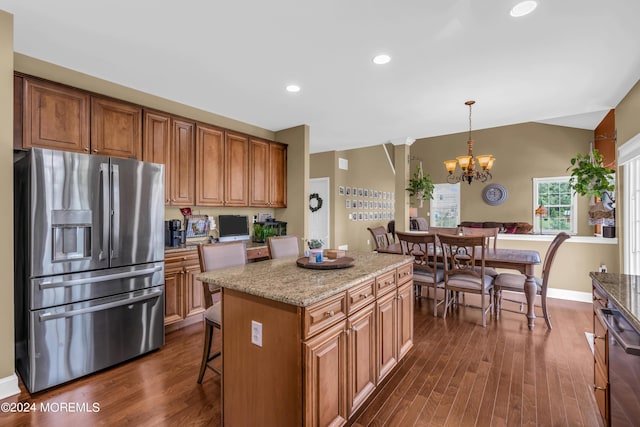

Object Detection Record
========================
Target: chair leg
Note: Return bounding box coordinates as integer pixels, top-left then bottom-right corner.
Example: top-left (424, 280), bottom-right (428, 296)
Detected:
top-left (197, 321), bottom-right (214, 384)
top-left (432, 285), bottom-right (438, 317)
top-left (443, 288), bottom-right (449, 319)
top-left (541, 294), bottom-right (553, 329)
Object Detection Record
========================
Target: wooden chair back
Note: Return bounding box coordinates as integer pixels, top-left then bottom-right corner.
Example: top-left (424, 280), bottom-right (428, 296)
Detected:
top-left (367, 226), bottom-right (390, 250)
top-left (461, 226), bottom-right (499, 250)
top-left (540, 232), bottom-right (571, 294)
top-left (428, 226), bottom-right (459, 236)
top-left (197, 241), bottom-right (247, 309)
top-left (415, 217), bottom-right (429, 230)
top-left (438, 234), bottom-right (486, 280)
top-left (396, 231), bottom-right (438, 276)
top-left (267, 235), bottom-right (300, 259)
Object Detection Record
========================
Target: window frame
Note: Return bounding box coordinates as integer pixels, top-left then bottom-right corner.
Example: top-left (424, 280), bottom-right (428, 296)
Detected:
top-left (430, 183), bottom-right (460, 228)
top-left (532, 176), bottom-right (577, 235)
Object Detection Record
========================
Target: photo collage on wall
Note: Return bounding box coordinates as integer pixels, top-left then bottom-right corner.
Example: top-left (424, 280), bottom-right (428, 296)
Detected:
top-left (338, 186), bottom-right (395, 222)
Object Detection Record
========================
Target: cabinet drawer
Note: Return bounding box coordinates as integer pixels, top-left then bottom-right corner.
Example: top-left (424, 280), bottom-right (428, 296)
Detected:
top-left (593, 285), bottom-right (608, 310)
top-left (594, 310), bottom-right (608, 368)
top-left (347, 279), bottom-right (376, 315)
top-left (247, 246), bottom-right (270, 260)
top-left (594, 359), bottom-right (608, 423)
top-left (304, 293), bottom-right (347, 339)
top-left (166, 249), bottom-right (199, 267)
top-left (396, 263), bottom-right (413, 285)
top-left (376, 270), bottom-right (396, 297)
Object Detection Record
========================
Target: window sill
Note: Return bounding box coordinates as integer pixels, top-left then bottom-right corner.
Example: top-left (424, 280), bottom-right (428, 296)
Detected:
top-left (498, 233), bottom-right (618, 245)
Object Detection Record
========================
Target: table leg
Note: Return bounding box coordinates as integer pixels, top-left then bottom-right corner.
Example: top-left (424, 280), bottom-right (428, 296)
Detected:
top-left (524, 266), bottom-right (536, 330)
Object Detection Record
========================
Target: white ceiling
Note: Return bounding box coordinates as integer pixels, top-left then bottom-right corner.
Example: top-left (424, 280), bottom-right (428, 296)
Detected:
top-left (2, 0), bottom-right (640, 153)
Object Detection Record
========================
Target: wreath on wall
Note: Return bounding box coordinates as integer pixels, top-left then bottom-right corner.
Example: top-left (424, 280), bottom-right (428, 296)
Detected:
top-left (309, 193), bottom-right (323, 212)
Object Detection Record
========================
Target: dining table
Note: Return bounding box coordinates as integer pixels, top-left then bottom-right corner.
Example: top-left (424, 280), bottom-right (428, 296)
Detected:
top-left (378, 238), bottom-right (542, 330)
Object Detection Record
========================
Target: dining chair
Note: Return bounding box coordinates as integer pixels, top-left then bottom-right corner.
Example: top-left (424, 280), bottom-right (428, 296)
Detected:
top-left (493, 232), bottom-right (570, 329)
top-left (396, 231), bottom-right (445, 317)
top-left (415, 217), bottom-right (429, 230)
top-left (267, 235), bottom-right (300, 258)
top-left (461, 227), bottom-right (500, 277)
top-left (367, 226), bottom-right (391, 251)
top-left (196, 241), bottom-right (247, 383)
top-left (387, 220), bottom-right (396, 243)
top-left (428, 226), bottom-right (459, 236)
top-left (439, 234), bottom-right (494, 327)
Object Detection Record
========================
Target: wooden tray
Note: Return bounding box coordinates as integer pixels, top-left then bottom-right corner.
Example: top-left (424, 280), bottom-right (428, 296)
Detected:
top-left (296, 256), bottom-right (355, 270)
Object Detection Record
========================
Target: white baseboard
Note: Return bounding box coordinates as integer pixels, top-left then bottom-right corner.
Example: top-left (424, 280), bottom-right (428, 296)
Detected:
top-left (547, 288), bottom-right (592, 303)
top-left (0, 373), bottom-right (20, 400)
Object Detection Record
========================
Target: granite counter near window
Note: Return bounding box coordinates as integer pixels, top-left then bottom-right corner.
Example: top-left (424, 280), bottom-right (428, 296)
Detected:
top-left (198, 251), bottom-right (413, 306)
top-left (590, 272), bottom-right (640, 332)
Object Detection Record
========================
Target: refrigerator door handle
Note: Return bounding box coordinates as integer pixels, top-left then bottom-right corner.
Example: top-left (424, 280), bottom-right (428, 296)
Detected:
top-left (38, 288), bottom-right (164, 322)
top-left (111, 164), bottom-right (120, 260)
top-left (99, 163), bottom-right (110, 261)
top-left (38, 265), bottom-right (163, 289)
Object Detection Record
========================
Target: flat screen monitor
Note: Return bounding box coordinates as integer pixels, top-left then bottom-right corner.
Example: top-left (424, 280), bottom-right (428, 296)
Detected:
top-left (218, 215), bottom-right (250, 242)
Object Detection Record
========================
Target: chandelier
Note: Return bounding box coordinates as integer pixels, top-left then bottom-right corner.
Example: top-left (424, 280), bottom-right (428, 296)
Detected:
top-left (443, 100), bottom-right (495, 185)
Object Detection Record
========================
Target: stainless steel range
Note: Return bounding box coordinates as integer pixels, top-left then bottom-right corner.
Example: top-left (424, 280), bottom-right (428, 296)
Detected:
top-left (14, 148), bottom-right (165, 393)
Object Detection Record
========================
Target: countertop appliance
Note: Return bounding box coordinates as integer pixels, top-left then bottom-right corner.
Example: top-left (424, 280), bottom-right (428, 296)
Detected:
top-left (600, 306), bottom-right (640, 426)
top-left (14, 148), bottom-right (165, 393)
top-left (165, 219), bottom-right (182, 247)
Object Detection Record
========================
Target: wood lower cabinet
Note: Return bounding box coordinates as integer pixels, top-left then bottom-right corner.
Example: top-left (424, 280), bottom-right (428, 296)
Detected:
top-left (164, 249), bottom-right (204, 331)
top-left (221, 262), bottom-right (414, 426)
top-left (593, 283), bottom-right (609, 425)
top-left (21, 77), bottom-right (90, 153)
top-left (91, 96), bottom-right (142, 159)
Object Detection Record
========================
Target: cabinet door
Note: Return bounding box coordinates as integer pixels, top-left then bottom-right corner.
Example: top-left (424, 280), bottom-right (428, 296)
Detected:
top-left (164, 267), bottom-right (184, 325)
top-left (185, 264), bottom-right (205, 317)
top-left (304, 321), bottom-right (348, 427)
top-left (143, 110), bottom-right (171, 204)
top-left (23, 78), bottom-right (90, 153)
top-left (397, 282), bottom-right (414, 360)
top-left (196, 124), bottom-right (225, 206)
top-left (269, 142), bottom-right (287, 208)
top-left (347, 303), bottom-right (376, 416)
top-left (225, 132), bottom-right (249, 206)
top-left (91, 97), bottom-right (142, 159)
top-left (376, 291), bottom-right (397, 384)
top-left (249, 138), bottom-right (270, 207)
top-left (170, 118), bottom-right (195, 205)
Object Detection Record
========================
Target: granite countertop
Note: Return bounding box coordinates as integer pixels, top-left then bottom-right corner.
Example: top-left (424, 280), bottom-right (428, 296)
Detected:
top-left (198, 251), bottom-right (413, 307)
top-left (590, 272), bottom-right (640, 332)
top-left (165, 241), bottom-right (268, 254)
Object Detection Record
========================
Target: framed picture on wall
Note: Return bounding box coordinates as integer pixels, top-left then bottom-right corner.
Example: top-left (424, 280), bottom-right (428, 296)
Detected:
top-left (345, 199), bottom-right (350, 209)
top-left (364, 189), bottom-right (368, 197)
top-left (339, 186), bottom-right (345, 196)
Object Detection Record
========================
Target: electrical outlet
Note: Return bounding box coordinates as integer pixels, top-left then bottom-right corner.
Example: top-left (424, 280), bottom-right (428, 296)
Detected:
top-left (251, 320), bottom-right (262, 347)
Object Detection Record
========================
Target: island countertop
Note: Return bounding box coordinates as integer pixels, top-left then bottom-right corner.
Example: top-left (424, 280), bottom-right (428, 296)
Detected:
top-left (590, 272), bottom-right (640, 332)
top-left (198, 251), bottom-right (413, 307)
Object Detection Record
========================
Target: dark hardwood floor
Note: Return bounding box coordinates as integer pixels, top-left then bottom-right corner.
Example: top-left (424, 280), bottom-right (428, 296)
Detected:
top-left (1, 295), bottom-right (601, 427)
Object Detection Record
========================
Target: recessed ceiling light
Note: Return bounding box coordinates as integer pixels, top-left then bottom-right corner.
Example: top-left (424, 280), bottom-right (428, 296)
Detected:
top-left (510, 1), bottom-right (538, 17)
top-left (372, 54), bottom-right (391, 65)
top-left (286, 84), bottom-right (301, 93)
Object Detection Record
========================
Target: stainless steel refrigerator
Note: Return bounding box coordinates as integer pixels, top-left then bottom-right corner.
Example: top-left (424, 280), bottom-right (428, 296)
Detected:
top-left (14, 148), bottom-right (165, 393)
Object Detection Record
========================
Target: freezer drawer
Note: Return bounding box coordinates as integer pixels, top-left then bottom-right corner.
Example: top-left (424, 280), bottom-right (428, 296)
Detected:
top-left (29, 262), bottom-right (164, 310)
top-left (18, 286), bottom-right (164, 393)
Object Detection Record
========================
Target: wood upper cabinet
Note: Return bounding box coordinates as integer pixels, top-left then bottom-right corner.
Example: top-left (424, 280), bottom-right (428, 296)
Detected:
top-left (249, 138), bottom-right (287, 208)
top-left (22, 77), bottom-right (90, 153)
top-left (196, 123), bottom-right (225, 206)
top-left (143, 110), bottom-right (171, 204)
top-left (225, 132), bottom-right (249, 207)
top-left (91, 96), bottom-right (142, 159)
top-left (169, 118), bottom-right (195, 206)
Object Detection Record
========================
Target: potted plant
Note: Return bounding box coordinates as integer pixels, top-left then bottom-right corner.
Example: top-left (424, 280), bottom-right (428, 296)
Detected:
top-left (406, 163), bottom-right (434, 208)
top-left (307, 239), bottom-right (324, 250)
top-left (566, 149), bottom-right (615, 200)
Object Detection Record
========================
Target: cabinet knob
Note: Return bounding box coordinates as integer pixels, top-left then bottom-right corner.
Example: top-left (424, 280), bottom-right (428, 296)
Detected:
top-left (594, 335), bottom-right (606, 340)
top-left (325, 310), bottom-right (334, 318)
top-left (83, 147), bottom-right (89, 152)
top-left (360, 293), bottom-right (368, 299)
top-left (93, 149), bottom-right (98, 153)
top-left (594, 385), bottom-right (606, 391)
top-left (344, 329), bottom-right (350, 336)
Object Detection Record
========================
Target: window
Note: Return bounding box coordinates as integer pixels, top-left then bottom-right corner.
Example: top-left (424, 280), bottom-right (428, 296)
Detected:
top-left (533, 177), bottom-right (577, 234)
top-left (430, 183), bottom-right (460, 227)
top-left (620, 133), bottom-right (640, 274)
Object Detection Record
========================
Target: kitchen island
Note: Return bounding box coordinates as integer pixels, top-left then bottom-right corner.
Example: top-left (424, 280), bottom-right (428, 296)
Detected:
top-left (198, 251), bottom-right (414, 427)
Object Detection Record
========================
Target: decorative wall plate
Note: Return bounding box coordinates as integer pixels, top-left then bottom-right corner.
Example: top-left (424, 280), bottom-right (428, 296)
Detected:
top-left (482, 183), bottom-right (508, 206)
